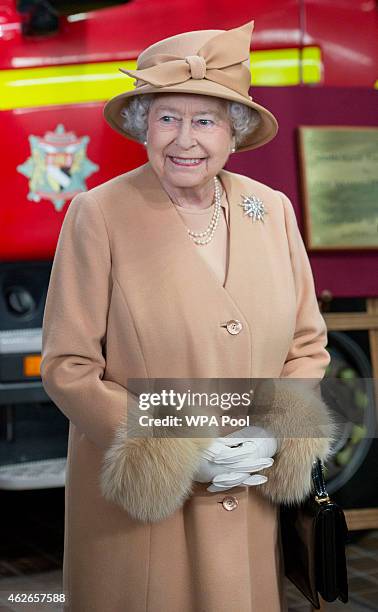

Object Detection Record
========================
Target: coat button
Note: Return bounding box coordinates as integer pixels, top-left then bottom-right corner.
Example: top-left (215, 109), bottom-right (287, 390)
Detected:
top-left (225, 319), bottom-right (243, 335)
top-left (221, 495), bottom-right (239, 511)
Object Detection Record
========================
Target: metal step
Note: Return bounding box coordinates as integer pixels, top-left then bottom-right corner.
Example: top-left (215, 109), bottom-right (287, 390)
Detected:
top-left (0, 457), bottom-right (66, 490)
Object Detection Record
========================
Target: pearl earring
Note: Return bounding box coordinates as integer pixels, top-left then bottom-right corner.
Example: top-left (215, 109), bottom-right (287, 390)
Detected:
top-left (143, 140), bottom-right (147, 146)
top-left (231, 147), bottom-right (236, 153)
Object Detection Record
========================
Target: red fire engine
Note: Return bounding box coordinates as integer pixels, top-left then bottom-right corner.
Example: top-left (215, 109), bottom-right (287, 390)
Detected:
top-left (0, 0), bottom-right (377, 501)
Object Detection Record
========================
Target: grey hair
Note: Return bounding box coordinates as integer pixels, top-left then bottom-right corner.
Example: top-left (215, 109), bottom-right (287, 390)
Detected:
top-left (120, 94), bottom-right (261, 149)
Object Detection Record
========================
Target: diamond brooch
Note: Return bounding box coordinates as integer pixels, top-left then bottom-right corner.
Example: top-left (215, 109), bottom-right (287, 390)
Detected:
top-left (239, 194), bottom-right (267, 222)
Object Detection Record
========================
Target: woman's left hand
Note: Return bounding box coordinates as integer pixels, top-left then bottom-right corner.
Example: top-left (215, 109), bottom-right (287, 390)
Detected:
top-left (224, 425), bottom-right (278, 460)
top-left (206, 471), bottom-right (270, 492)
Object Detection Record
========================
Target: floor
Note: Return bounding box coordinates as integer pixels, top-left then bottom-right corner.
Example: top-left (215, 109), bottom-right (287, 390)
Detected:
top-left (0, 489), bottom-right (377, 612)
top-left (286, 530), bottom-right (378, 611)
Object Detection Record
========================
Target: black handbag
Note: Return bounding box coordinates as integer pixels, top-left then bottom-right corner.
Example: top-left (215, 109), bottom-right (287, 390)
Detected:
top-left (280, 458), bottom-right (349, 609)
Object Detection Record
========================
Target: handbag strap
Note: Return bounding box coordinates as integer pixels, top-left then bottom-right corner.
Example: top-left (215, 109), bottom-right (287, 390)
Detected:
top-left (311, 458), bottom-right (331, 504)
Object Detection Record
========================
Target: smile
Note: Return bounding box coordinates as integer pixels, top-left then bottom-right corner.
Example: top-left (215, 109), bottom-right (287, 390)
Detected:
top-left (168, 157), bottom-right (206, 167)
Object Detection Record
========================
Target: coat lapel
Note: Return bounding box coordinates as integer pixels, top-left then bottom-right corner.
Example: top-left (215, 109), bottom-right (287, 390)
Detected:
top-left (125, 162), bottom-right (259, 301)
top-left (219, 168), bottom-right (297, 375)
top-left (219, 167), bottom-right (269, 298)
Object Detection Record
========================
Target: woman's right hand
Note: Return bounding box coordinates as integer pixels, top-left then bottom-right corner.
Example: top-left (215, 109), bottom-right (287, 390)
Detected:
top-left (193, 437), bottom-right (275, 492)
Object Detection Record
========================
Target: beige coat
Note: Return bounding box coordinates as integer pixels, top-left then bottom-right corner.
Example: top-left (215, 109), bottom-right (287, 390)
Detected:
top-left (40, 163), bottom-right (336, 612)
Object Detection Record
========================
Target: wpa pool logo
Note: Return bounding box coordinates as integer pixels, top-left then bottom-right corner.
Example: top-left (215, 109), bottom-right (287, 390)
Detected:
top-left (17, 124), bottom-right (99, 211)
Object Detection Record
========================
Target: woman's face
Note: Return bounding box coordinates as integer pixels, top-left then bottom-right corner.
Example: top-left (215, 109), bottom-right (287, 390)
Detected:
top-left (146, 93), bottom-right (235, 191)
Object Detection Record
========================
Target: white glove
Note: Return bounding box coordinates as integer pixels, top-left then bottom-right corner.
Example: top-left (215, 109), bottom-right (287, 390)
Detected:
top-left (207, 472), bottom-right (269, 492)
top-left (193, 428), bottom-right (276, 493)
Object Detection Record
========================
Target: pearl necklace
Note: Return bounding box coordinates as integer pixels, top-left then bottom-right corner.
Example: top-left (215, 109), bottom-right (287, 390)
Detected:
top-left (187, 176), bottom-right (222, 246)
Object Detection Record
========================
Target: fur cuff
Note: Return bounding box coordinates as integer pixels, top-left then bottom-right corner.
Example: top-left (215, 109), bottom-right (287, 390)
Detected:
top-left (100, 410), bottom-right (215, 523)
top-left (250, 380), bottom-right (339, 506)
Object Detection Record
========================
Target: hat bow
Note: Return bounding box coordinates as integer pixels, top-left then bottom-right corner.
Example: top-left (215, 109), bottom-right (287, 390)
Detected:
top-left (119, 21), bottom-right (254, 99)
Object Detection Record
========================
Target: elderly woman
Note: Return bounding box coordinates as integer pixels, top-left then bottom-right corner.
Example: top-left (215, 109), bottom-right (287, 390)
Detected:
top-left (41, 20), bottom-right (336, 612)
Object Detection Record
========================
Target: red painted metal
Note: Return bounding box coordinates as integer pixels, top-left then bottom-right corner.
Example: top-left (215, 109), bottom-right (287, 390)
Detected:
top-left (304, 0), bottom-right (378, 88)
top-left (1, 0), bottom-right (300, 69)
top-left (0, 0), bottom-right (376, 83)
top-left (0, 0), bottom-right (377, 297)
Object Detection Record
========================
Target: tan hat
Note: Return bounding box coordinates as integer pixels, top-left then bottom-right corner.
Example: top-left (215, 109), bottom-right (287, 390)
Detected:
top-left (103, 21), bottom-right (278, 152)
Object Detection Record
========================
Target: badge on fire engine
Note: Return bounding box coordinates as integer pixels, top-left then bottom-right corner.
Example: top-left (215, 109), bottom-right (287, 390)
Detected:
top-left (17, 124), bottom-right (99, 211)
